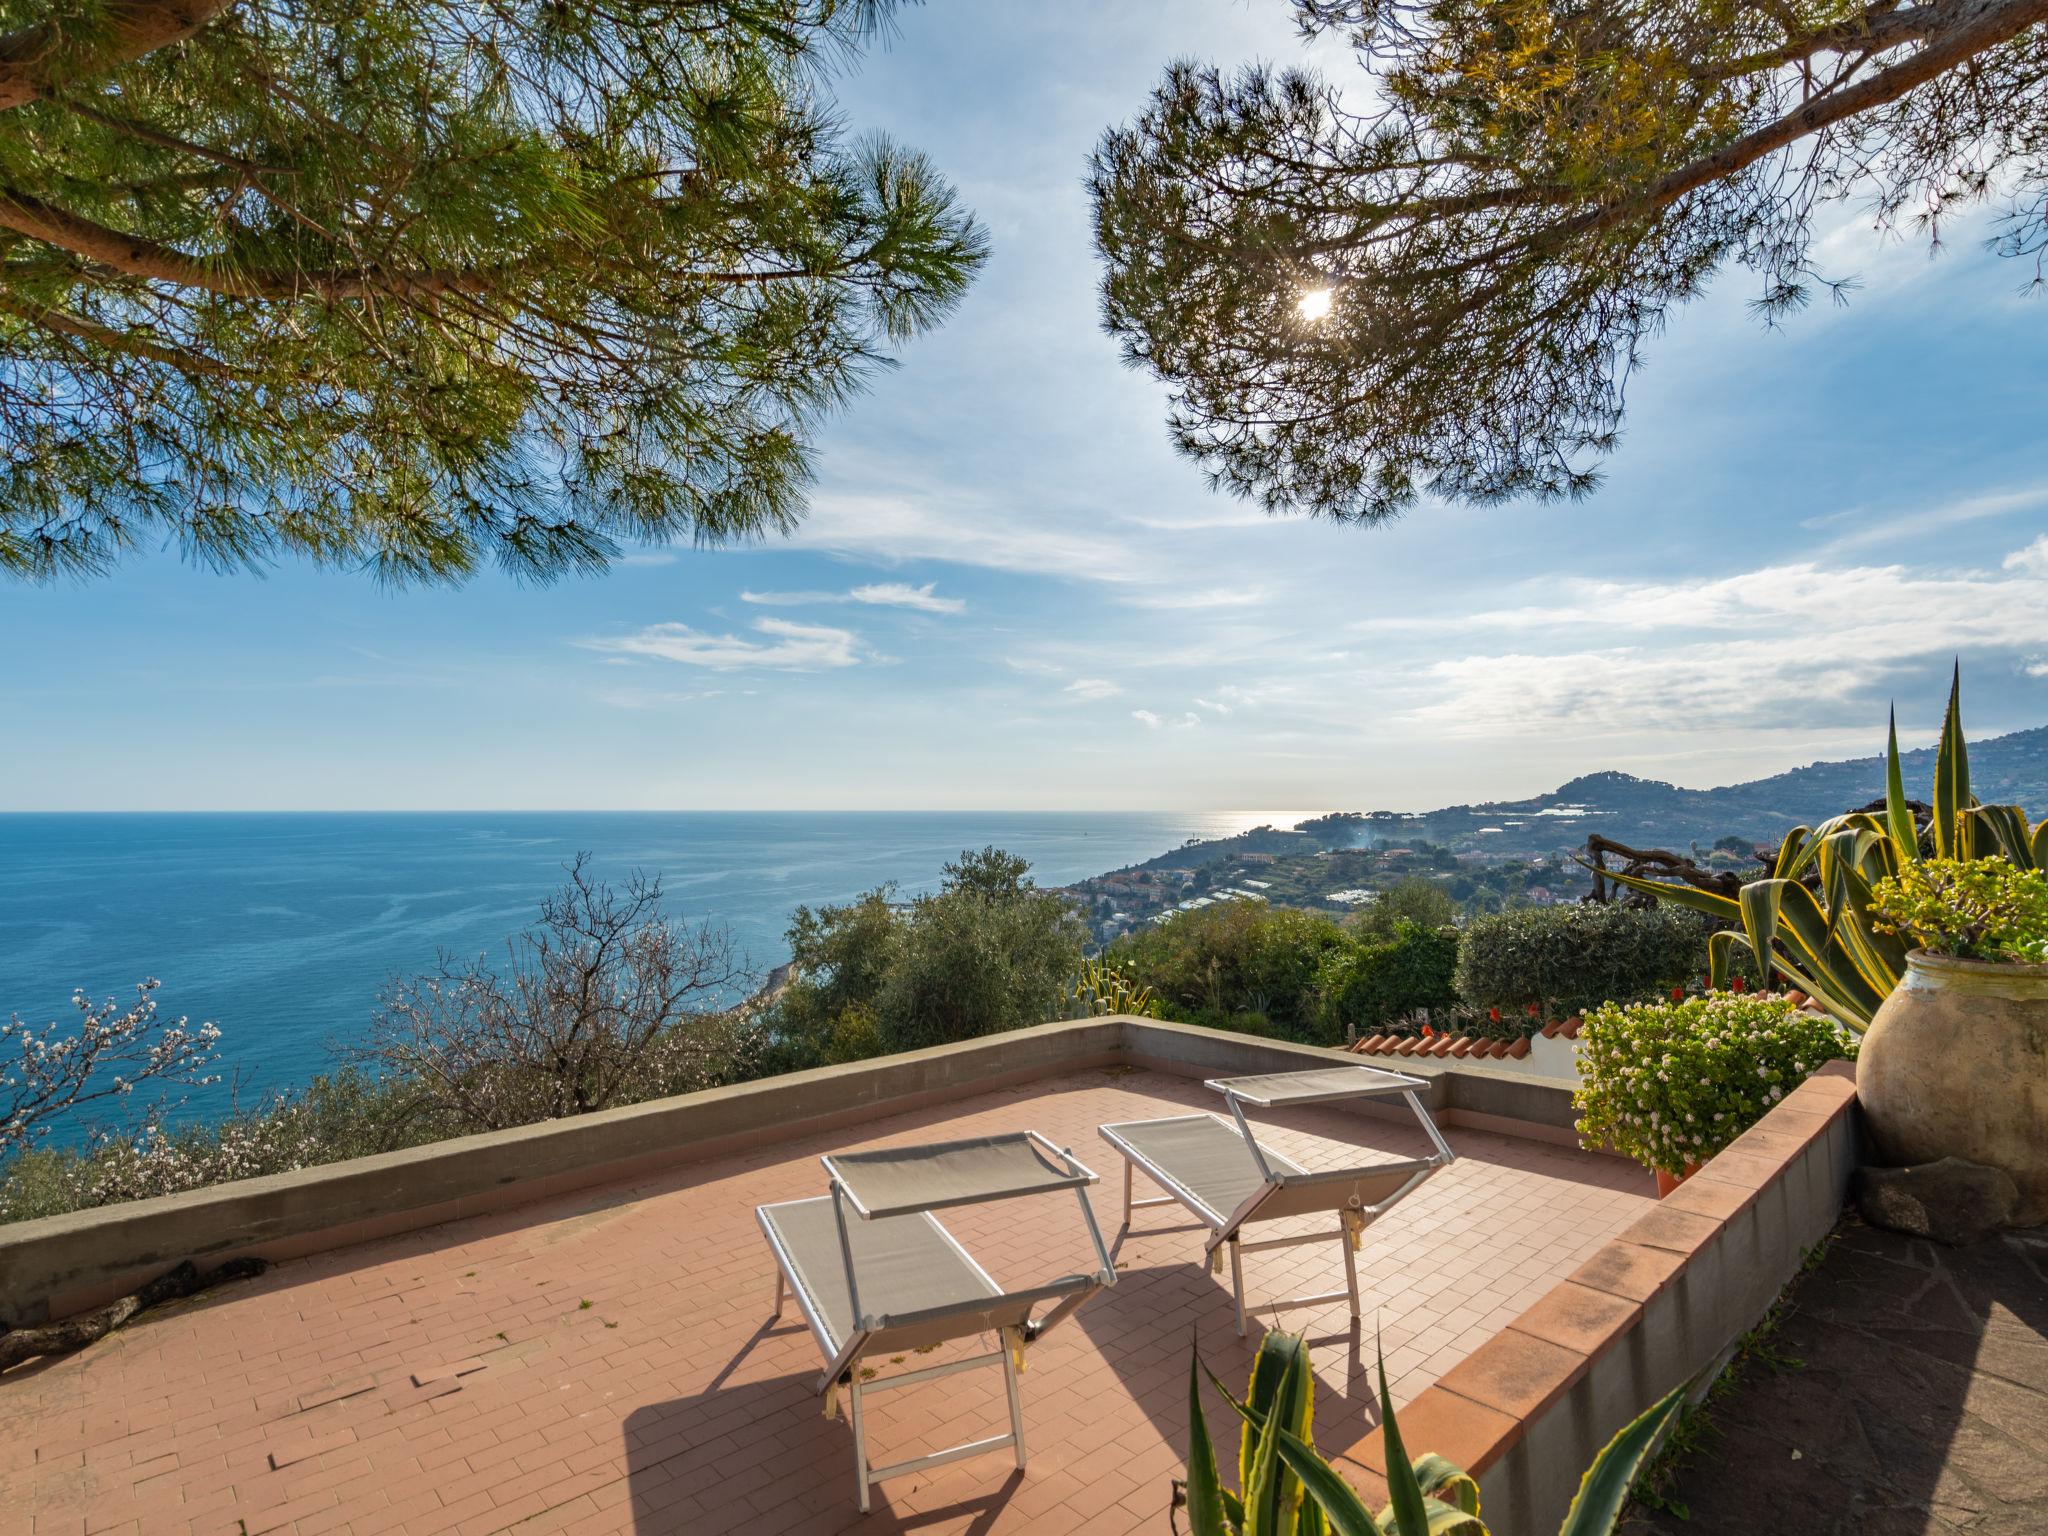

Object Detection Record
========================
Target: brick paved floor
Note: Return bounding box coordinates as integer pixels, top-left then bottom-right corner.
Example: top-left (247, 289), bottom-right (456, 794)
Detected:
top-left (2, 1067), bottom-right (1655, 1536)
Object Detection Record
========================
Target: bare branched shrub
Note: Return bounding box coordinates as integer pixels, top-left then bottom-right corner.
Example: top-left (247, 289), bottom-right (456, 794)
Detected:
top-left (1, 980), bottom-right (222, 1154)
top-left (361, 856), bottom-right (756, 1132)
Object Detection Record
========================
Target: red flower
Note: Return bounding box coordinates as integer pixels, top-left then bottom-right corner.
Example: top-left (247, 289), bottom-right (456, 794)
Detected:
top-left (1670, 986), bottom-right (1684, 1002)
top-left (1730, 976), bottom-right (1745, 993)
top-left (1421, 1024), bottom-right (1433, 1038)
top-left (1526, 1003), bottom-right (1539, 1017)
top-left (1488, 1007), bottom-right (1500, 1023)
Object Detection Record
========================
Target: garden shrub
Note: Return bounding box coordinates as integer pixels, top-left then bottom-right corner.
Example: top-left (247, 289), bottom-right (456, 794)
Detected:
top-left (1869, 856), bottom-right (2048, 963)
top-left (765, 847), bottom-right (1086, 1066)
top-left (1313, 921), bottom-right (1460, 1039)
top-left (1454, 902), bottom-right (1726, 1019)
top-left (1105, 902), bottom-right (1351, 1040)
top-left (1572, 992), bottom-right (1856, 1176)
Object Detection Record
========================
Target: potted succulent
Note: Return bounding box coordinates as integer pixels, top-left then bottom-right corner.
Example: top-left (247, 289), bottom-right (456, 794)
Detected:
top-left (1572, 992), bottom-right (1856, 1196)
top-left (1861, 855), bottom-right (2048, 1224)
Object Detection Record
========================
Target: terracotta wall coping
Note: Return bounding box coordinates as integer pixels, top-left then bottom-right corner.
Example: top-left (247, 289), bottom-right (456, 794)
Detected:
top-left (1330, 1059), bottom-right (1858, 1511)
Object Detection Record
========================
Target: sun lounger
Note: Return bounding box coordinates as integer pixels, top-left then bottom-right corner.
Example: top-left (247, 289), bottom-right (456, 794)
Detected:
top-left (757, 1130), bottom-right (1115, 1511)
top-left (1098, 1065), bottom-right (1453, 1334)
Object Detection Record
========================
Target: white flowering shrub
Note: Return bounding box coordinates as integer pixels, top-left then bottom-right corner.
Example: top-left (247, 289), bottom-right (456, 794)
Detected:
top-left (0, 1070), bottom-right (448, 1223)
top-left (1572, 992), bottom-right (1857, 1176)
top-left (2, 980), bottom-right (221, 1155)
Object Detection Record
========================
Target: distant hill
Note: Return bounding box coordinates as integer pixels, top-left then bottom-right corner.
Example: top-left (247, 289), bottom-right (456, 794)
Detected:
top-left (1293, 725), bottom-right (2048, 858)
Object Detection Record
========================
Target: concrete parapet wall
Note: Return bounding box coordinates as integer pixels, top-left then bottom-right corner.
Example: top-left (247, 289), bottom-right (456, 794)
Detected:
top-left (1333, 1060), bottom-right (1862, 1536)
top-left (0, 1016), bottom-right (1593, 1326)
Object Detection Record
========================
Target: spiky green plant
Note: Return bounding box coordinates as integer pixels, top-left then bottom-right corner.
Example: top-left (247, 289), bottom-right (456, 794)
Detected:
top-left (1179, 1329), bottom-right (1688, 1536)
top-left (1051, 958), bottom-right (1160, 1021)
top-left (1592, 665), bottom-right (2047, 1028)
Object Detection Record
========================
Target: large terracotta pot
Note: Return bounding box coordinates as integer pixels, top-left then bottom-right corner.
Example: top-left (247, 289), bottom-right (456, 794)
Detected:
top-left (1858, 950), bottom-right (2048, 1226)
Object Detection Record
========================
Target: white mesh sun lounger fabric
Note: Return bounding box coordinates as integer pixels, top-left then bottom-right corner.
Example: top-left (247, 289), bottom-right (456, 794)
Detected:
top-left (1097, 1065), bottom-right (1455, 1335)
top-left (756, 1129), bottom-right (1115, 1512)
top-left (756, 1197), bottom-right (1002, 1358)
top-left (1098, 1114), bottom-right (1306, 1229)
top-left (1205, 1064), bottom-right (1430, 1107)
top-left (822, 1130), bottom-right (1092, 1217)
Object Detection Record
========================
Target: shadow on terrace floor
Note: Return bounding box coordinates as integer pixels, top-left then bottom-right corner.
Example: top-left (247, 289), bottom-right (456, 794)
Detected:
top-left (1621, 1216), bottom-right (2048, 1536)
top-left (621, 1315), bottom-right (1025, 1536)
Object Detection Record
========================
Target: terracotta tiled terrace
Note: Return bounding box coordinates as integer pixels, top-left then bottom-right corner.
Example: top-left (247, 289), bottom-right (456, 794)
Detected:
top-left (2, 1065), bottom-right (1656, 1536)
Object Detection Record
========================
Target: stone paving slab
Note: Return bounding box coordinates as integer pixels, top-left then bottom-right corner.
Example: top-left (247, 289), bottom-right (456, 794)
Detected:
top-left (0, 1066), bottom-right (1653, 1536)
top-left (1623, 1218), bottom-right (2048, 1536)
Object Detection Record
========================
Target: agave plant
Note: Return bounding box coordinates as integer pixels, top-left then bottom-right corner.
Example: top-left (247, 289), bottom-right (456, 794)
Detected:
top-left (1181, 1329), bottom-right (1687, 1536)
top-left (1596, 666), bottom-right (2047, 1029)
top-left (1051, 958), bottom-right (1160, 1020)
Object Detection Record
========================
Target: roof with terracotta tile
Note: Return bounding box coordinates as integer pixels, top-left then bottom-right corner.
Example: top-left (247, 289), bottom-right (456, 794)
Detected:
top-left (0, 1066), bottom-right (1658, 1536)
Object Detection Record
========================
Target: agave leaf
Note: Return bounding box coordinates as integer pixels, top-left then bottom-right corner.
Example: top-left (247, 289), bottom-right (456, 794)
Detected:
top-left (1737, 883), bottom-right (1784, 990)
top-left (1822, 855), bottom-right (1908, 991)
top-left (1767, 951), bottom-right (1876, 1030)
top-left (1241, 1348), bottom-right (1310, 1536)
top-left (1933, 662), bottom-right (1969, 858)
top-left (1706, 929), bottom-right (1751, 990)
top-left (1966, 804), bottom-right (2038, 871)
top-left (1589, 866), bottom-right (1742, 922)
top-left (1556, 1383), bottom-right (1689, 1536)
top-left (1244, 1332), bottom-right (1316, 1494)
top-left (1270, 1430), bottom-right (1386, 1536)
top-left (2034, 818), bottom-right (2048, 871)
top-left (1205, 1355), bottom-right (1265, 1435)
top-left (1407, 1456), bottom-right (1479, 1517)
top-left (1746, 880), bottom-right (1889, 1018)
top-left (1374, 1338), bottom-right (1434, 1536)
top-left (1773, 825), bottom-right (1816, 882)
top-left (1185, 1347), bottom-right (1236, 1536)
top-left (1373, 1494), bottom-right (1488, 1535)
top-left (1884, 708), bottom-right (1918, 862)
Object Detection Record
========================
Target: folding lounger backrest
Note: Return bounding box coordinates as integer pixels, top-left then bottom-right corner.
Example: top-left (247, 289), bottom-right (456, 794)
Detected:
top-left (1223, 1157), bottom-right (1439, 1232)
top-left (760, 1129), bottom-right (1119, 1512)
top-left (813, 1130), bottom-right (1115, 1380)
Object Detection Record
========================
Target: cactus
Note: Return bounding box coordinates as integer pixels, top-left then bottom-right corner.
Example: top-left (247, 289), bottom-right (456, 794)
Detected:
top-left (1051, 958), bottom-right (1159, 1020)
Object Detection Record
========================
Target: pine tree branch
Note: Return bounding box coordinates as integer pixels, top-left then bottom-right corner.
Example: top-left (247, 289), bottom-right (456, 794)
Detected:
top-left (0, 0), bottom-right (238, 113)
top-left (0, 292), bottom-right (249, 378)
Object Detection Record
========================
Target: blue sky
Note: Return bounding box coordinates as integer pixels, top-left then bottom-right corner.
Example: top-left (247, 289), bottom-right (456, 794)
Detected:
top-left (6, 0), bottom-right (2048, 813)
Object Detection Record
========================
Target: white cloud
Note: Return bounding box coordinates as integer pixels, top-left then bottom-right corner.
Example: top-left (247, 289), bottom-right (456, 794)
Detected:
top-left (1119, 586), bottom-right (1269, 611)
top-left (1386, 554), bottom-right (2048, 737)
top-left (580, 617), bottom-right (863, 672)
top-left (1132, 708), bottom-right (1200, 729)
top-left (848, 582), bottom-right (967, 614)
top-left (1131, 709), bottom-right (1162, 728)
top-left (617, 551), bottom-right (678, 568)
top-left (1065, 677), bottom-right (1122, 701)
top-left (1194, 696), bottom-right (1232, 715)
top-left (792, 487), bottom-right (1146, 582)
top-left (1807, 483), bottom-right (2048, 555)
top-left (2026, 659), bottom-right (2048, 679)
top-left (743, 581), bottom-right (966, 615)
top-left (2004, 536), bottom-right (2048, 575)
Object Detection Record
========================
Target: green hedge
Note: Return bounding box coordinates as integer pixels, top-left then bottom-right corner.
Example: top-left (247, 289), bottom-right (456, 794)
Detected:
top-left (1453, 902), bottom-right (1721, 1018)
top-left (1104, 902), bottom-right (1352, 1042)
top-left (1314, 921), bottom-right (1460, 1037)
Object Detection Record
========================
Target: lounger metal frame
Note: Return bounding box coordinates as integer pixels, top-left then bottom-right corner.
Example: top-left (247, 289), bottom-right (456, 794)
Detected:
top-left (758, 1130), bottom-right (1116, 1513)
top-left (1101, 1066), bottom-right (1454, 1335)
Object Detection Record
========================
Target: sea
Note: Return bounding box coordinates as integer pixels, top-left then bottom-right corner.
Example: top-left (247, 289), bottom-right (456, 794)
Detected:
top-left (0, 810), bottom-right (1294, 1125)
